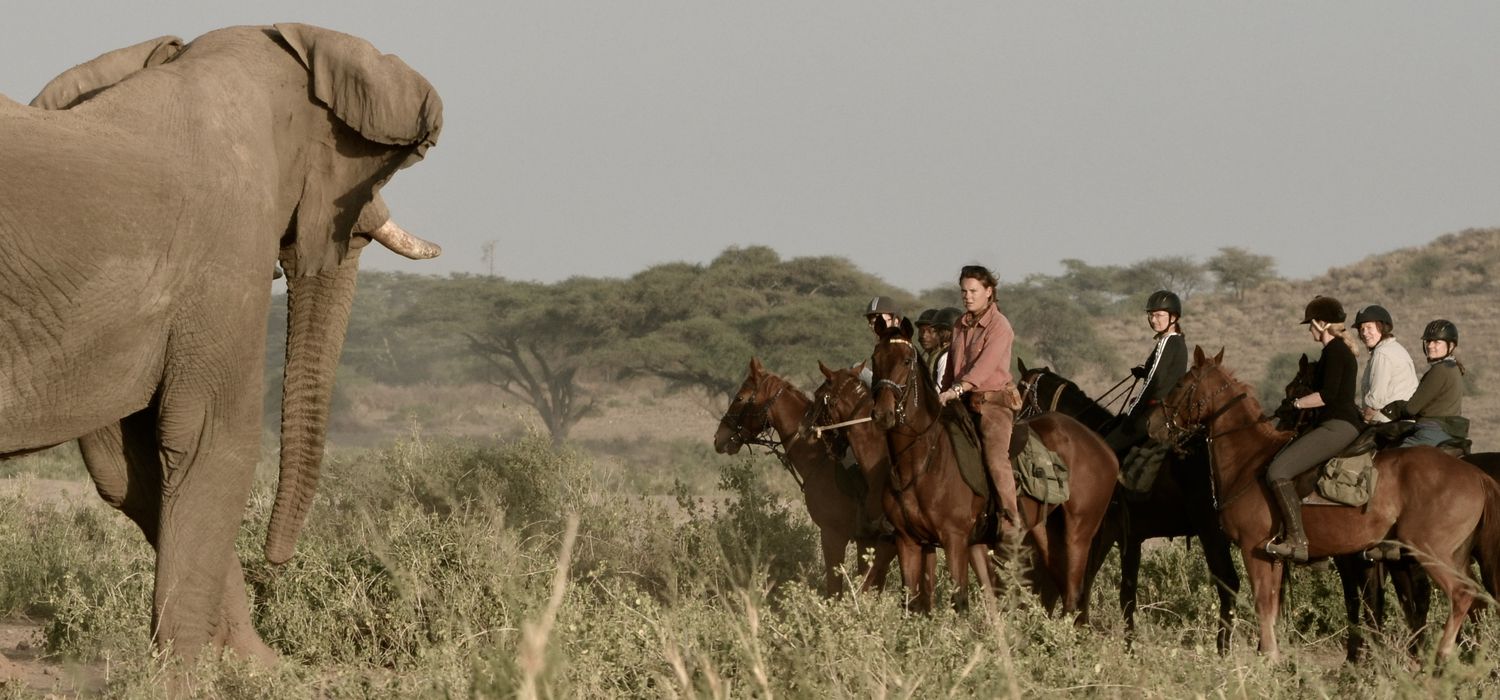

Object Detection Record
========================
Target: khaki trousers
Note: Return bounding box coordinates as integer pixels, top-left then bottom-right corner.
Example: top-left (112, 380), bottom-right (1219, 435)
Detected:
top-left (974, 401), bottom-right (1018, 520)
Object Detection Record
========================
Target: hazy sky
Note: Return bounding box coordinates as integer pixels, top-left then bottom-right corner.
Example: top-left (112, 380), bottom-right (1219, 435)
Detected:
top-left (6, 3), bottom-right (1499, 293)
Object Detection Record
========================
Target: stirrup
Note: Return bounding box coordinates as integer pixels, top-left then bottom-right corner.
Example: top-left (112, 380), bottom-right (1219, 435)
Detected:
top-left (1264, 538), bottom-right (1308, 563)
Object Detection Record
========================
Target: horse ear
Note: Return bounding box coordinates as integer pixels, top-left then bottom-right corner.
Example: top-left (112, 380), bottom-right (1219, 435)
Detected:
top-left (1193, 345), bottom-right (1208, 365)
top-left (1299, 353), bottom-right (1310, 369)
top-left (1213, 347), bottom-right (1225, 365)
top-left (899, 317), bottom-right (915, 340)
top-left (1017, 357), bottom-right (1029, 374)
top-left (818, 360), bottom-right (835, 379)
top-left (749, 357), bottom-right (764, 374)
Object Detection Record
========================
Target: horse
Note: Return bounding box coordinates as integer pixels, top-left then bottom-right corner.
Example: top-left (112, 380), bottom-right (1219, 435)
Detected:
top-left (809, 361), bottom-right (939, 602)
top-left (1280, 353), bottom-right (1432, 659)
top-left (863, 324), bottom-right (1119, 614)
top-left (1016, 360), bottom-right (1241, 654)
top-left (1148, 346), bottom-right (1500, 662)
top-left (713, 357), bottom-right (896, 596)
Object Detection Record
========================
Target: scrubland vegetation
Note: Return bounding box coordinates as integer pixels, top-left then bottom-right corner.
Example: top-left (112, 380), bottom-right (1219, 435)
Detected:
top-left (4, 229), bottom-right (1500, 696)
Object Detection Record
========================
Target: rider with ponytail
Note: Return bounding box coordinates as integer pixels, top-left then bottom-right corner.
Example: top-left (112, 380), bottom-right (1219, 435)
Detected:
top-left (1263, 296), bottom-right (1362, 562)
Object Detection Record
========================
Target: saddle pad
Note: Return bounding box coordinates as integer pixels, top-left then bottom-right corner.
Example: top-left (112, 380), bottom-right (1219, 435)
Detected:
top-left (941, 405), bottom-right (989, 499)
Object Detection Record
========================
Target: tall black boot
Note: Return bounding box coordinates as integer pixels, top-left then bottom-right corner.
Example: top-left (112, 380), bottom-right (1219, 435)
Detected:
top-left (1264, 479), bottom-right (1309, 563)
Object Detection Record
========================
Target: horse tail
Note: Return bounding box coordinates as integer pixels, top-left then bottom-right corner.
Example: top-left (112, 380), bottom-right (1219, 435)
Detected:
top-left (1475, 476), bottom-right (1500, 601)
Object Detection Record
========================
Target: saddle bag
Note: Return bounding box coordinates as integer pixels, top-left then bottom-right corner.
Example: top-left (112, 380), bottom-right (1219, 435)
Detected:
top-left (1316, 451), bottom-right (1378, 507)
top-left (1015, 431), bottom-right (1070, 504)
top-left (1119, 440), bottom-right (1170, 496)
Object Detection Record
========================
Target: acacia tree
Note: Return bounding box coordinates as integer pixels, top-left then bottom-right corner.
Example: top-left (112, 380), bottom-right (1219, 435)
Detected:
top-left (466, 278), bottom-right (622, 445)
top-left (1208, 247), bottom-right (1277, 300)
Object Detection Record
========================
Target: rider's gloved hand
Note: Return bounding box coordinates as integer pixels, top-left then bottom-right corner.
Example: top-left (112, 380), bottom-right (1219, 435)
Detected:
top-left (1130, 365), bottom-right (1148, 379)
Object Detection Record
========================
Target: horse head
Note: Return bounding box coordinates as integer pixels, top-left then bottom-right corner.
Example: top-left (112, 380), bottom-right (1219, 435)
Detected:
top-left (714, 357), bottom-right (784, 454)
top-left (1148, 345), bottom-right (1238, 448)
top-left (811, 360), bottom-right (871, 428)
top-left (1275, 353), bottom-right (1318, 432)
top-left (868, 319), bottom-right (924, 431)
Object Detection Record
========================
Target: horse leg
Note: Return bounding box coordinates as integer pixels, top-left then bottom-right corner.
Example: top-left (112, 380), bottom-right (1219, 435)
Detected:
top-left (1411, 546), bottom-right (1474, 663)
top-left (946, 536), bottom-right (973, 612)
top-left (1388, 559), bottom-right (1431, 657)
top-left (922, 548), bottom-right (938, 609)
top-left (819, 529), bottom-right (849, 597)
top-left (1332, 554), bottom-right (1376, 663)
top-left (1059, 513), bottom-right (1094, 620)
top-left (1201, 533), bottom-right (1240, 655)
top-left (861, 538), bottom-right (898, 592)
top-left (969, 543), bottom-right (996, 603)
top-left (1244, 550), bottom-right (1285, 660)
top-left (897, 537), bottom-right (928, 612)
top-left (1119, 535), bottom-right (1142, 646)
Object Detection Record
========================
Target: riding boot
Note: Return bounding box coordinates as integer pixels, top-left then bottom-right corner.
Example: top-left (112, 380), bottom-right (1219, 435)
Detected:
top-left (1264, 479), bottom-right (1309, 563)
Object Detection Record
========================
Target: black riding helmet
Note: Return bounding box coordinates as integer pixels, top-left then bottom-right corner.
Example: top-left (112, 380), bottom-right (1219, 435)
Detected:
top-left (1353, 304), bottom-right (1394, 329)
top-left (914, 308), bottom-right (939, 327)
top-left (1300, 296), bottom-right (1346, 325)
top-left (1421, 319), bottom-right (1458, 344)
top-left (1145, 290), bottom-right (1182, 318)
top-left (933, 307), bottom-right (962, 330)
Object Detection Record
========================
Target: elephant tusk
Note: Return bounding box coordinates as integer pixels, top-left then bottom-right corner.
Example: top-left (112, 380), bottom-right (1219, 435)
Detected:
top-left (368, 219), bottom-right (442, 260)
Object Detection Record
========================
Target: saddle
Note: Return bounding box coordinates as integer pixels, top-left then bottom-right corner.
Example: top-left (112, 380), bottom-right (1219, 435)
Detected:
top-left (1290, 424), bottom-right (1409, 508)
top-left (943, 408), bottom-right (1068, 505)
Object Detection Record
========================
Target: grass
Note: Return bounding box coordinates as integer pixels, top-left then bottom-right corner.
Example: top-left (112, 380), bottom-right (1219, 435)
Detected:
top-left (4, 434), bottom-right (1500, 697)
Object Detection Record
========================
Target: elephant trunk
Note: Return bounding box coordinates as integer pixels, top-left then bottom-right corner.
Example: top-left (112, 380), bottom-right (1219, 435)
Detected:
top-left (264, 246), bottom-right (363, 565)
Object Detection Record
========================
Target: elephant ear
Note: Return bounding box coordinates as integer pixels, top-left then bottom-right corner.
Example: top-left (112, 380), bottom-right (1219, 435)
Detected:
top-left (30, 35), bottom-right (183, 109)
top-left (274, 23), bottom-right (443, 159)
top-left (274, 23), bottom-right (443, 276)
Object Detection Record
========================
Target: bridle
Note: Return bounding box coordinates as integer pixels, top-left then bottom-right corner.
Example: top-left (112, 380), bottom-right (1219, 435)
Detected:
top-left (808, 371), bottom-right (872, 463)
top-left (1017, 370), bottom-right (1067, 420)
top-left (871, 338), bottom-right (937, 435)
top-left (718, 374), bottom-right (802, 487)
top-left (1156, 367), bottom-right (1270, 510)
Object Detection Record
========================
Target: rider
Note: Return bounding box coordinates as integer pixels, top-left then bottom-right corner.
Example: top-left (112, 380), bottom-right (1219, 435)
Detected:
top-left (938, 265), bottom-right (1021, 532)
top-left (929, 307), bottom-right (962, 391)
top-left (1353, 304), bottom-right (1418, 424)
top-left (914, 308), bottom-right (940, 379)
top-left (1105, 290), bottom-right (1187, 456)
top-left (1264, 296), bottom-right (1362, 563)
top-left (860, 296), bottom-right (905, 385)
top-left (1384, 320), bottom-right (1467, 448)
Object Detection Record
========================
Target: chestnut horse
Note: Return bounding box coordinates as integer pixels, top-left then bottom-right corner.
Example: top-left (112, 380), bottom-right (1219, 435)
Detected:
top-left (1016, 361), bottom-right (1240, 653)
top-left (864, 326), bottom-right (1118, 613)
top-left (713, 358), bottom-right (895, 595)
top-left (1149, 347), bottom-right (1500, 661)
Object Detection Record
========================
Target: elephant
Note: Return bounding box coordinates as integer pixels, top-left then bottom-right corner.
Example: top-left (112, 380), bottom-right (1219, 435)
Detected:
top-left (0, 24), bottom-right (444, 662)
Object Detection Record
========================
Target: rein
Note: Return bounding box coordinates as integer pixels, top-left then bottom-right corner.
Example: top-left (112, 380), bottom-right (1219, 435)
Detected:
top-left (1160, 373), bottom-right (1274, 512)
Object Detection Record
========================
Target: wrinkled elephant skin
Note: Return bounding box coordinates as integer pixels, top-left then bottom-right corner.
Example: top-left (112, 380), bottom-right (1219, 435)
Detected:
top-left (0, 24), bottom-right (444, 662)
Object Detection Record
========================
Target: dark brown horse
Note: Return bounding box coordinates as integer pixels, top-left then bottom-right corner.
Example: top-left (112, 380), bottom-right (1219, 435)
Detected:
top-left (1280, 353), bottom-right (1432, 660)
top-left (1149, 347), bottom-right (1500, 661)
top-left (1016, 361), bottom-right (1240, 653)
top-left (864, 325), bottom-right (1119, 613)
top-left (713, 358), bottom-right (896, 596)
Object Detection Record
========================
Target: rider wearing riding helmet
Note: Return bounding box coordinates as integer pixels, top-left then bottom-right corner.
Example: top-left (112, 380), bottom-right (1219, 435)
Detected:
top-left (929, 307), bottom-right (962, 392)
top-left (860, 296), bottom-right (905, 385)
top-left (1383, 319), bottom-right (1467, 448)
top-left (1353, 304), bottom-right (1418, 424)
top-left (1264, 296), bottom-right (1363, 563)
top-left (1105, 290), bottom-right (1187, 456)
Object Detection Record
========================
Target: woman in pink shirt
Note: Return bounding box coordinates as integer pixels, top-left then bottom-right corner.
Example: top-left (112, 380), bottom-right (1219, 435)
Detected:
top-left (939, 265), bottom-right (1020, 533)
